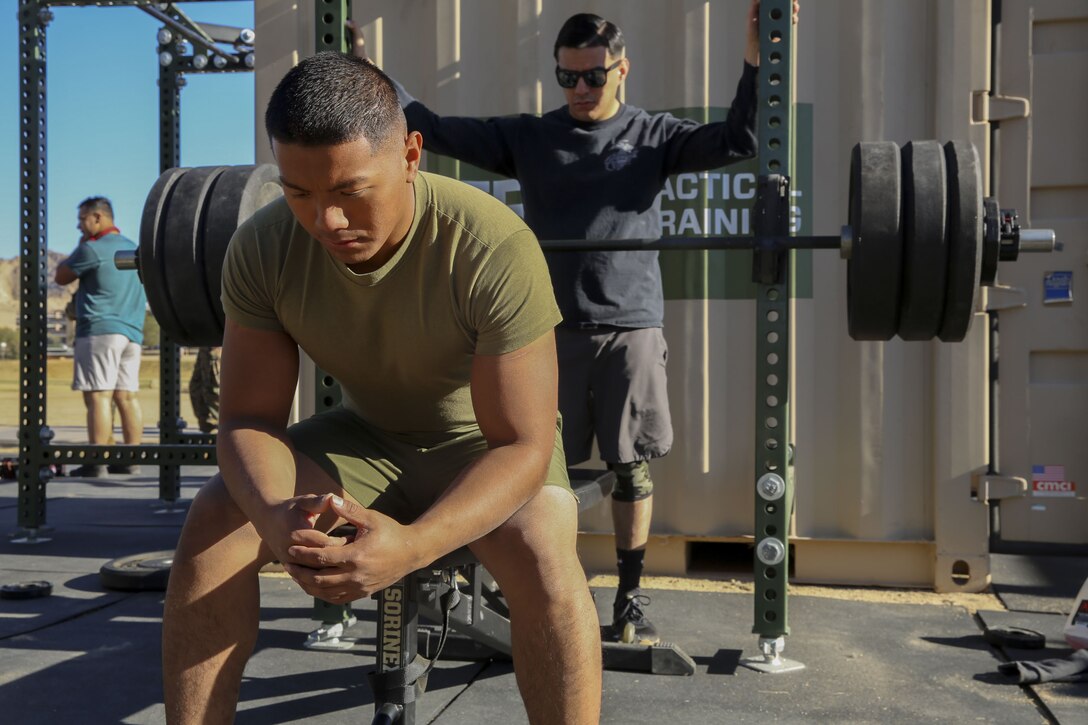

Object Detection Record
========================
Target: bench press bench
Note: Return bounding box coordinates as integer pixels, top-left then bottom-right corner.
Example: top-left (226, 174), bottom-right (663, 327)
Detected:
top-left (304, 468), bottom-right (696, 724)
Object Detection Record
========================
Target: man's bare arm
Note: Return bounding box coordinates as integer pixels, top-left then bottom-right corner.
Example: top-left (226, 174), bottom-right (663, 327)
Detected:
top-left (55, 261), bottom-right (77, 285)
top-left (411, 330), bottom-right (560, 560)
top-left (217, 319), bottom-right (309, 561)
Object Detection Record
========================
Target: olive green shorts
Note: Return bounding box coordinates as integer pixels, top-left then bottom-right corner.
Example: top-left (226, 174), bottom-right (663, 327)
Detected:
top-left (287, 407), bottom-right (572, 524)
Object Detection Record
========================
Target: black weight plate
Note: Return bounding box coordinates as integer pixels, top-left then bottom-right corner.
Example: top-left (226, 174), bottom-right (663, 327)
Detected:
top-left (984, 625), bottom-right (1045, 650)
top-left (99, 550), bottom-right (174, 592)
top-left (202, 164), bottom-right (283, 335)
top-left (847, 142), bottom-right (903, 340)
top-left (139, 167), bottom-right (189, 344)
top-left (939, 141), bottom-right (983, 342)
top-left (162, 166), bottom-right (229, 346)
top-left (980, 197), bottom-right (1000, 286)
top-left (898, 141), bottom-right (948, 340)
top-left (0, 580), bottom-right (52, 600)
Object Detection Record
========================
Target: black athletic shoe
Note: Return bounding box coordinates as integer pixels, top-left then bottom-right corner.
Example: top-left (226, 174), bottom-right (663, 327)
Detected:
top-left (612, 589), bottom-right (660, 644)
top-left (70, 464), bottom-right (106, 479)
top-left (107, 464), bottom-right (141, 475)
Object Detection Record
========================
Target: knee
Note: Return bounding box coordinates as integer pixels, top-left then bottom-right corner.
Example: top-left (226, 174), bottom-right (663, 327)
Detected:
top-left (609, 461), bottom-right (653, 502)
top-left (183, 475), bottom-right (250, 542)
top-left (477, 489), bottom-right (586, 598)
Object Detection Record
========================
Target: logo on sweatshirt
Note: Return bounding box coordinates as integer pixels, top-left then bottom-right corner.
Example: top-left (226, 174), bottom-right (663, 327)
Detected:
top-left (604, 140), bottom-right (638, 171)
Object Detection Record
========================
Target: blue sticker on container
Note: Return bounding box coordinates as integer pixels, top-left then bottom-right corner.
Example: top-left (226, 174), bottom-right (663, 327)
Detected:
top-left (1043, 271), bottom-right (1073, 305)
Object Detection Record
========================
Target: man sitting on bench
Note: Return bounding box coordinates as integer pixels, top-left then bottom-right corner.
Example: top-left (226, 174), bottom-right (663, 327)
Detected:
top-left (161, 52), bottom-right (601, 725)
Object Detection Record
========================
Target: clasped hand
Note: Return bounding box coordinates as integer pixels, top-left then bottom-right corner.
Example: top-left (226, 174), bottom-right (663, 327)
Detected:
top-left (276, 493), bottom-right (423, 604)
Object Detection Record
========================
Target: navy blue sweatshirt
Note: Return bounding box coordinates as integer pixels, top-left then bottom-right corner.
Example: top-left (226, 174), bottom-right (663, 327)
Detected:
top-left (392, 63), bottom-right (758, 329)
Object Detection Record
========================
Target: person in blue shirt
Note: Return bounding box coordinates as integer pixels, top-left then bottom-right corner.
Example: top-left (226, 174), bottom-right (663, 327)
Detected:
top-left (55, 196), bottom-right (147, 477)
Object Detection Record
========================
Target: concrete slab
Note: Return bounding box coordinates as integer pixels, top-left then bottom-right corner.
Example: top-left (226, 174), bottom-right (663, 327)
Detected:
top-left (443, 588), bottom-right (1047, 725)
top-left (991, 554), bottom-right (1088, 614)
top-left (0, 471), bottom-right (1068, 724)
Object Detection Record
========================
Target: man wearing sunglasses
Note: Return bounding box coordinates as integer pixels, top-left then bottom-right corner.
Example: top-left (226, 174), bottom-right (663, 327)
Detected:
top-left (350, 0), bottom-right (799, 646)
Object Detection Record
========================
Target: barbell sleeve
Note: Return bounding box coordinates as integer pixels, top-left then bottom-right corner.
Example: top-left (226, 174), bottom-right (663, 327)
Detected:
top-left (114, 249), bottom-right (137, 271)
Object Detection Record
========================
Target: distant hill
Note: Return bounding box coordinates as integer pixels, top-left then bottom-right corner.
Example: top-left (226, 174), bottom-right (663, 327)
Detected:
top-left (0, 252), bottom-right (75, 330)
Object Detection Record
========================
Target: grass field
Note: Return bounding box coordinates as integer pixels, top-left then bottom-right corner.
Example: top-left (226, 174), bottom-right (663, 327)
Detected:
top-left (0, 352), bottom-right (202, 443)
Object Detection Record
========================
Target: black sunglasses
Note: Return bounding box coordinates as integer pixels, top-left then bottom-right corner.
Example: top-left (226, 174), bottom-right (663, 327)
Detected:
top-left (554, 60), bottom-right (623, 89)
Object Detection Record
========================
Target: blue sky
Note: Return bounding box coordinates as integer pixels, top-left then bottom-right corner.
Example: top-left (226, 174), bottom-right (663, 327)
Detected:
top-left (1, 1), bottom-right (256, 261)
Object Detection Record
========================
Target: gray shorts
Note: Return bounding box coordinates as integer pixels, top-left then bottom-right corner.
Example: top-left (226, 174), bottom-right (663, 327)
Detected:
top-left (556, 326), bottom-right (673, 466)
top-left (287, 407), bottom-right (572, 524)
top-left (72, 334), bottom-right (142, 392)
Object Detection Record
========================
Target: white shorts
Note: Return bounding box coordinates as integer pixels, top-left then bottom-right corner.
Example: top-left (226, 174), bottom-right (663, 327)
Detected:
top-left (72, 334), bottom-right (142, 392)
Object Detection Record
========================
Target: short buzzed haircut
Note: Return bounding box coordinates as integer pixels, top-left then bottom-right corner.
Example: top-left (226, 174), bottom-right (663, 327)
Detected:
top-left (265, 51), bottom-right (406, 150)
top-left (553, 13), bottom-right (625, 60)
top-left (79, 196), bottom-right (113, 217)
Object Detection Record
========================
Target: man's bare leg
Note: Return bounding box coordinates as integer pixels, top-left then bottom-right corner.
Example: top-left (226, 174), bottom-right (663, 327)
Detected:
top-left (162, 454), bottom-right (346, 724)
top-left (612, 495), bottom-right (652, 551)
top-left (112, 389), bottom-right (143, 444)
top-left (470, 486), bottom-right (601, 725)
top-left (83, 390), bottom-right (113, 444)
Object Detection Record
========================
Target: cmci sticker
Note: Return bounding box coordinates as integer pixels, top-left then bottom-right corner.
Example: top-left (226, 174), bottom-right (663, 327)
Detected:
top-left (1032, 464), bottom-right (1077, 497)
top-left (1033, 480), bottom-right (1077, 497)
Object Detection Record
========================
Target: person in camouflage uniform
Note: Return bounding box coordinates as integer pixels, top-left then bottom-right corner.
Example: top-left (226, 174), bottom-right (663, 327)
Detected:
top-left (189, 347), bottom-right (220, 434)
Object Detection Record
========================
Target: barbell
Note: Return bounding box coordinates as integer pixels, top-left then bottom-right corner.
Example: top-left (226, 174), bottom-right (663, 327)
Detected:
top-left (117, 140), bottom-right (1053, 347)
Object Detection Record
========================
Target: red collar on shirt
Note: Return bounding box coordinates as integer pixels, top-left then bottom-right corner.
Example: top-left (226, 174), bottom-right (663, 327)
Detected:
top-left (88, 226), bottom-right (121, 241)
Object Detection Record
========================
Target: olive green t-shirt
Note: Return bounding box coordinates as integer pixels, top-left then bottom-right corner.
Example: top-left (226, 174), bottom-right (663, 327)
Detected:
top-left (222, 171), bottom-right (561, 435)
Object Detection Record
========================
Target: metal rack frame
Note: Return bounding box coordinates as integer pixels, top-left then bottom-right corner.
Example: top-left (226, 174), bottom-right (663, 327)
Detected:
top-left (17, 0), bottom-right (804, 668)
top-left (15, 0), bottom-right (253, 541)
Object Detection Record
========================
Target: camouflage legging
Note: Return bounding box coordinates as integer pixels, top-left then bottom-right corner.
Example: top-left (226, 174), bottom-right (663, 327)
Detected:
top-left (189, 347), bottom-right (220, 434)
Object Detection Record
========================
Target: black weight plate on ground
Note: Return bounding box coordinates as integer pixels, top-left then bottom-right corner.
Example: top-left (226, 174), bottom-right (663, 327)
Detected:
top-left (139, 167), bottom-right (189, 343)
top-left (984, 625), bottom-right (1045, 650)
top-left (99, 550), bottom-right (174, 592)
top-left (939, 141), bottom-right (983, 342)
top-left (0, 580), bottom-right (52, 600)
top-left (162, 166), bottom-right (229, 346)
top-left (898, 141), bottom-right (948, 340)
top-left (202, 164), bottom-right (283, 335)
top-left (847, 142), bottom-right (903, 340)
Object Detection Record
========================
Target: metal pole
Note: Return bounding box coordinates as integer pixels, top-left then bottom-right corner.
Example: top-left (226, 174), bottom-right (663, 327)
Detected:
top-left (375, 579), bottom-right (416, 724)
top-left (15, 0), bottom-right (52, 542)
top-left (157, 48), bottom-right (184, 505)
top-left (741, 0), bottom-right (804, 673)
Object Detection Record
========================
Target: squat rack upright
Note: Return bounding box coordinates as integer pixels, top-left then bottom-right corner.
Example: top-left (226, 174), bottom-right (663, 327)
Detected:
top-left (15, 0), bottom-right (254, 541)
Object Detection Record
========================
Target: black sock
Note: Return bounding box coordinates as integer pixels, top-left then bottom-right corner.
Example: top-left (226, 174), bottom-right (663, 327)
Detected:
top-left (616, 548), bottom-right (645, 597)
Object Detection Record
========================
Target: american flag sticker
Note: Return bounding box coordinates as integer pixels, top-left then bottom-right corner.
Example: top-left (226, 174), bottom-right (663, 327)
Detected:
top-left (1032, 465), bottom-right (1076, 497)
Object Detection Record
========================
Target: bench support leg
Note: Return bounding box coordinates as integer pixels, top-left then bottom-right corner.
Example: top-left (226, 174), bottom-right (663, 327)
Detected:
top-left (373, 578), bottom-right (417, 725)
